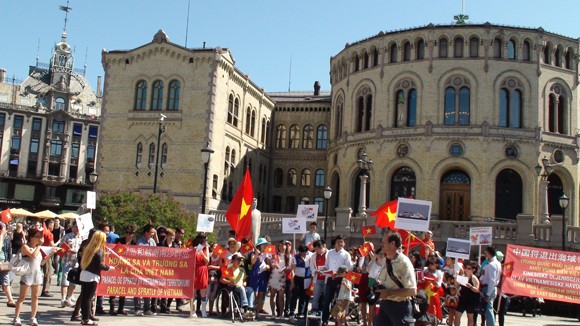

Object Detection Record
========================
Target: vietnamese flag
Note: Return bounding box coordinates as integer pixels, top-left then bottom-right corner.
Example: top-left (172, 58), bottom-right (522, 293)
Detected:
top-left (346, 271), bottom-right (362, 285)
top-left (264, 244), bottom-right (276, 255)
top-left (221, 263), bottom-right (234, 278)
top-left (361, 225), bottom-right (377, 237)
top-left (398, 229), bottom-right (425, 255)
top-left (112, 243), bottom-right (128, 255)
top-left (225, 168), bottom-right (254, 241)
top-left (307, 242), bottom-right (314, 252)
top-left (358, 242), bottom-right (373, 257)
top-left (240, 240), bottom-right (254, 255)
top-left (503, 261), bottom-right (514, 278)
top-left (57, 242), bottom-right (71, 257)
top-left (214, 244), bottom-right (227, 258)
top-left (372, 199), bottom-right (398, 229)
top-left (305, 281), bottom-right (315, 297)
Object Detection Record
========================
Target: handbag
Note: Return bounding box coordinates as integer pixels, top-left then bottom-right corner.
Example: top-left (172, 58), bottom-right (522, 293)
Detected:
top-left (10, 254), bottom-right (30, 276)
top-left (67, 267), bottom-right (81, 284)
top-left (0, 261), bottom-right (11, 271)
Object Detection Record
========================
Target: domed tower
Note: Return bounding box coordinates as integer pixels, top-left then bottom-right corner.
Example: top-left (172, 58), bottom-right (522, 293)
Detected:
top-left (48, 32), bottom-right (75, 109)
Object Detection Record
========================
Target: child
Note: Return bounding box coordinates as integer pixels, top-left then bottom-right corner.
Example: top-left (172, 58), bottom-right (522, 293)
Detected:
top-left (330, 266), bottom-right (356, 326)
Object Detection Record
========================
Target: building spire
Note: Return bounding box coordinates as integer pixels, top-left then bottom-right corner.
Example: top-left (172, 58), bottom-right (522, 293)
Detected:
top-left (59, 0), bottom-right (72, 33)
top-left (453, 0), bottom-right (469, 25)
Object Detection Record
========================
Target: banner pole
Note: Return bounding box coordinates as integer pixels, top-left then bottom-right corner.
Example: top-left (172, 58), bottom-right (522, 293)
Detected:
top-left (478, 245), bottom-right (482, 265)
top-left (293, 233), bottom-right (296, 251)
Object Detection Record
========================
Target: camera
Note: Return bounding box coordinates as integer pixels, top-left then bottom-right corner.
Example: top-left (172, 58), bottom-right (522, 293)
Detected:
top-left (366, 284), bottom-right (386, 305)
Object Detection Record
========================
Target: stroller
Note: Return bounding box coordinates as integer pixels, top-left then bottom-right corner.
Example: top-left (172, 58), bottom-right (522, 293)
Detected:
top-left (413, 293), bottom-right (438, 326)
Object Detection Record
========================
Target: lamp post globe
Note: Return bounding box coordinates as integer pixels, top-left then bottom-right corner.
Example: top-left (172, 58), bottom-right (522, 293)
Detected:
top-left (323, 185), bottom-right (332, 242)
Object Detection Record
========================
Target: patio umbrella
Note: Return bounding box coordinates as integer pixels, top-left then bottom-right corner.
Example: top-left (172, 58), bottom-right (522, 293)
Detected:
top-left (34, 210), bottom-right (58, 219)
top-left (57, 212), bottom-right (79, 220)
top-left (9, 208), bottom-right (34, 217)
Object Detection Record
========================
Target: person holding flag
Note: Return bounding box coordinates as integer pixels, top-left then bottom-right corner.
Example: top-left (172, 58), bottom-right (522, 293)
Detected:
top-left (246, 237), bottom-right (271, 320)
top-left (455, 261), bottom-right (480, 326)
top-left (321, 235), bottom-right (352, 326)
top-left (0, 222), bottom-right (15, 308)
top-left (225, 168), bottom-right (254, 241)
top-left (59, 221), bottom-right (82, 308)
top-left (308, 240), bottom-right (328, 317)
top-left (330, 265), bottom-right (357, 326)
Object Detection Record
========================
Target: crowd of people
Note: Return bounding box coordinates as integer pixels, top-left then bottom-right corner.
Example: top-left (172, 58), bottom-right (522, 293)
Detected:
top-left (0, 218), bottom-right (510, 326)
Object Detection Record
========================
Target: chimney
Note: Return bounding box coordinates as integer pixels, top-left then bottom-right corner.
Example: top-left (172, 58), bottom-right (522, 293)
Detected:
top-left (0, 69), bottom-right (6, 83)
top-left (314, 81), bottom-right (321, 96)
top-left (96, 76), bottom-right (102, 97)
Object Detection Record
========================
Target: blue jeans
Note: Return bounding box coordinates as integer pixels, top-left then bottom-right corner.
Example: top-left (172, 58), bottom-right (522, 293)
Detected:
top-left (232, 285), bottom-right (248, 307)
top-left (311, 278), bottom-right (325, 311)
top-left (482, 286), bottom-right (497, 326)
top-left (245, 287), bottom-right (255, 308)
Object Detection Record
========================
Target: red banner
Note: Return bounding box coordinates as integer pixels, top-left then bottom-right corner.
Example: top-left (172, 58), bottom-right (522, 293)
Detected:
top-left (502, 244), bottom-right (580, 304)
top-left (97, 244), bottom-right (196, 299)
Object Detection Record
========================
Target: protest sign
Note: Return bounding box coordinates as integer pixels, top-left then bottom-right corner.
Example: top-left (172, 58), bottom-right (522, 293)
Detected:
top-left (445, 238), bottom-right (471, 260)
top-left (469, 227), bottom-right (492, 245)
top-left (296, 205), bottom-right (319, 220)
top-left (501, 244), bottom-right (580, 304)
top-left (196, 214), bottom-right (215, 233)
top-left (86, 191), bottom-right (96, 209)
top-left (97, 244), bottom-right (196, 299)
top-left (282, 217), bottom-right (307, 234)
top-left (75, 213), bottom-right (94, 240)
top-left (394, 198), bottom-right (431, 232)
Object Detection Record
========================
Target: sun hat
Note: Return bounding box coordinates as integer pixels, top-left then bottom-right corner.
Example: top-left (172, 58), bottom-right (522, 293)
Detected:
top-left (256, 237), bottom-right (270, 247)
top-left (231, 252), bottom-right (244, 260)
top-left (496, 251), bottom-right (504, 261)
top-left (227, 238), bottom-right (240, 251)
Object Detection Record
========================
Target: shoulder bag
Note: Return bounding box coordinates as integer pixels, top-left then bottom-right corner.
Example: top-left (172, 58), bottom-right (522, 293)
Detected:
top-left (10, 254), bottom-right (30, 276)
top-left (386, 257), bottom-right (421, 316)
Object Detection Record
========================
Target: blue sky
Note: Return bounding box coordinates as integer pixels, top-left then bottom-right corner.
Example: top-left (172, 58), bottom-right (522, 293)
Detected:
top-left (2, 1), bottom-right (580, 92)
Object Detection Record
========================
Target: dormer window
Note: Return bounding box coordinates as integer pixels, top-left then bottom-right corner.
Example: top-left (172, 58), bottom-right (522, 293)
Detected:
top-left (55, 98), bottom-right (65, 111)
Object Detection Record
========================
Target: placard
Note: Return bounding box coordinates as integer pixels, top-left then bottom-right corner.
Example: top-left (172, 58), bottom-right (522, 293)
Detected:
top-left (76, 213), bottom-right (94, 240)
top-left (445, 238), bottom-right (471, 260)
top-left (469, 226), bottom-right (492, 245)
top-left (296, 205), bottom-right (319, 220)
top-left (282, 217), bottom-right (307, 234)
top-left (86, 191), bottom-right (96, 209)
top-left (394, 197), bottom-right (432, 232)
top-left (196, 214), bottom-right (215, 233)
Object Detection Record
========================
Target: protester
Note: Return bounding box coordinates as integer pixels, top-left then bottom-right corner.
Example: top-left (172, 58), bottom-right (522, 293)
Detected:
top-left (192, 233), bottom-right (210, 317)
top-left (374, 231), bottom-right (417, 326)
top-left (309, 240), bottom-right (327, 316)
top-left (109, 224), bottom-right (136, 315)
top-left (13, 226), bottom-right (51, 326)
top-left (174, 227), bottom-right (185, 248)
top-left (301, 221), bottom-right (320, 246)
top-left (269, 240), bottom-right (289, 318)
top-left (94, 222), bottom-right (110, 315)
top-left (135, 224), bottom-right (157, 316)
top-left (41, 219), bottom-right (56, 297)
top-left (356, 242), bottom-right (372, 326)
top-left (79, 230), bottom-right (114, 325)
top-left (220, 252), bottom-right (249, 310)
top-left (420, 230), bottom-right (435, 262)
top-left (321, 235), bottom-right (352, 326)
top-left (11, 223), bottom-right (24, 256)
top-left (283, 241), bottom-right (294, 317)
top-left (480, 246), bottom-right (502, 326)
top-left (365, 248), bottom-right (385, 326)
top-left (105, 224), bottom-right (119, 244)
top-left (207, 243), bottom-right (222, 315)
top-left (289, 245), bottom-right (312, 319)
top-left (455, 261), bottom-right (480, 326)
top-left (246, 237), bottom-right (270, 320)
top-left (71, 228), bottom-right (97, 322)
top-left (59, 221), bottom-right (82, 308)
top-left (0, 222), bottom-right (15, 307)
top-left (330, 265), bottom-right (355, 326)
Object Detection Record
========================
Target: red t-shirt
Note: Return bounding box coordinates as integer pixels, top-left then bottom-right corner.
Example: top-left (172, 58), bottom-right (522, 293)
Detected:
top-left (43, 228), bottom-right (54, 246)
top-left (315, 252), bottom-right (327, 281)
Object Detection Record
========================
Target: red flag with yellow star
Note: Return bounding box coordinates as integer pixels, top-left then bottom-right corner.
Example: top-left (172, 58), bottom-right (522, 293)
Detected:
top-left (358, 241), bottom-right (373, 257)
top-left (372, 199), bottom-right (398, 229)
top-left (240, 240), bottom-right (254, 255)
top-left (503, 261), bottom-right (514, 278)
top-left (214, 244), bottom-right (227, 258)
top-left (305, 281), bottom-right (315, 297)
top-left (221, 263), bottom-right (234, 279)
top-left (112, 243), bottom-right (128, 255)
top-left (56, 242), bottom-right (71, 257)
top-left (225, 168), bottom-right (254, 241)
top-left (361, 225), bottom-right (377, 237)
top-left (264, 244), bottom-right (276, 255)
top-left (346, 271), bottom-right (362, 285)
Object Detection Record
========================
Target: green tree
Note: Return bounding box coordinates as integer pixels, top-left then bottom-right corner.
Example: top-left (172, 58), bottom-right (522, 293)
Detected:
top-left (93, 191), bottom-right (213, 243)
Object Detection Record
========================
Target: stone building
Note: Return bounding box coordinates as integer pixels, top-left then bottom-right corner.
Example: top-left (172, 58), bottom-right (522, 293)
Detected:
top-left (0, 32), bottom-right (101, 212)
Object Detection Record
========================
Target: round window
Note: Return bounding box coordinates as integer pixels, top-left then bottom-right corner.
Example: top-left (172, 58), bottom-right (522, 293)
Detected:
top-left (449, 143), bottom-right (463, 157)
top-left (553, 150), bottom-right (564, 164)
top-left (505, 146), bottom-right (518, 159)
top-left (397, 144), bottom-right (409, 157)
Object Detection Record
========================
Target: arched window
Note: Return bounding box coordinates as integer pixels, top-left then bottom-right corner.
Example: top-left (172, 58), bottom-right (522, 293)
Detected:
top-left (394, 80), bottom-right (417, 127)
top-left (245, 107), bottom-right (251, 134)
top-left (289, 124), bottom-right (300, 149)
top-left (161, 143), bottom-right (168, 166)
top-left (233, 98), bottom-right (240, 127)
top-left (276, 124), bottom-right (286, 148)
top-left (495, 169), bottom-right (522, 219)
top-left (444, 76), bottom-right (470, 126)
top-left (212, 175), bottom-right (218, 199)
top-left (301, 169), bottom-right (311, 187)
top-left (265, 120), bottom-right (271, 147)
top-left (55, 97), bottom-right (65, 111)
top-left (555, 47), bottom-right (562, 67)
top-left (416, 39), bottom-right (425, 60)
top-left (303, 124), bottom-right (314, 149)
top-left (454, 37), bottom-right (464, 58)
top-left (227, 94), bottom-right (234, 124)
top-left (355, 87), bottom-right (373, 132)
top-left (390, 167), bottom-right (416, 199)
top-left (135, 142), bottom-right (143, 168)
top-left (148, 143), bottom-right (155, 169)
top-left (224, 146), bottom-right (230, 175)
top-left (403, 42), bottom-right (411, 61)
top-left (287, 169), bottom-right (297, 186)
top-left (273, 168), bottom-right (283, 188)
top-left (316, 125), bottom-right (328, 149)
top-left (134, 80), bottom-right (147, 110)
top-left (363, 52), bottom-right (369, 69)
top-left (230, 149), bottom-right (236, 176)
top-left (469, 37), bottom-right (479, 57)
top-left (548, 84), bottom-right (567, 134)
top-left (372, 48), bottom-right (379, 66)
top-left (250, 110), bottom-right (256, 137)
top-left (151, 80), bottom-right (163, 110)
top-left (499, 78), bottom-right (523, 128)
top-left (439, 38), bottom-right (448, 58)
top-left (565, 48), bottom-right (574, 69)
top-left (390, 43), bottom-right (398, 63)
top-left (522, 41), bottom-right (531, 61)
top-left (334, 96), bottom-right (343, 139)
top-left (507, 40), bottom-right (516, 60)
top-left (315, 169), bottom-right (325, 187)
top-left (544, 43), bottom-right (552, 65)
top-left (493, 38), bottom-right (502, 59)
top-left (354, 54), bottom-right (360, 72)
top-left (260, 117), bottom-right (266, 144)
top-left (167, 80), bottom-right (180, 110)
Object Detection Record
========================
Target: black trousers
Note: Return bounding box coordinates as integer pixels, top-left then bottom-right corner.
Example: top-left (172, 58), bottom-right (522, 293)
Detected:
top-left (374, 299), bottom-right (413, 326)
top-left (81, 281), bottom-right (98, 322)
top-left (322, 277), bottom-right (341, 323)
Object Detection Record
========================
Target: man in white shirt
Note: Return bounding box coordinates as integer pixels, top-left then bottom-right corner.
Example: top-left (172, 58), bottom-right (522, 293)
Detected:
top-left (321, 235), bottom-right (352, 325)
top-left (480, 246), bottom-right (502, 326)
top-left (301, 222), bottom-right (321, 246)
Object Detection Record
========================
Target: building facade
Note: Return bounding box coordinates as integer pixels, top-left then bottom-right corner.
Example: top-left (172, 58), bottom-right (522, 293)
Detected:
top-left (0, 32), bottom-right (101, 212)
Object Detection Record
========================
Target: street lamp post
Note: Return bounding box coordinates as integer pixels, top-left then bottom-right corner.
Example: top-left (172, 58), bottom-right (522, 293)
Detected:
top-left (153, 114), bottom-right (166, 194)
top-left (357, 152), bottom-right (373, 217)
top-left (535, 156), bottom-right (553, 224)
top-left (200, 144), bottom-right (214, 214)
top-left (559, 193), bottom-right (569, 251)
top-left (323, 185), bottom-right (333, 242)
top-left (89, 171), bottom-right (98, 191)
